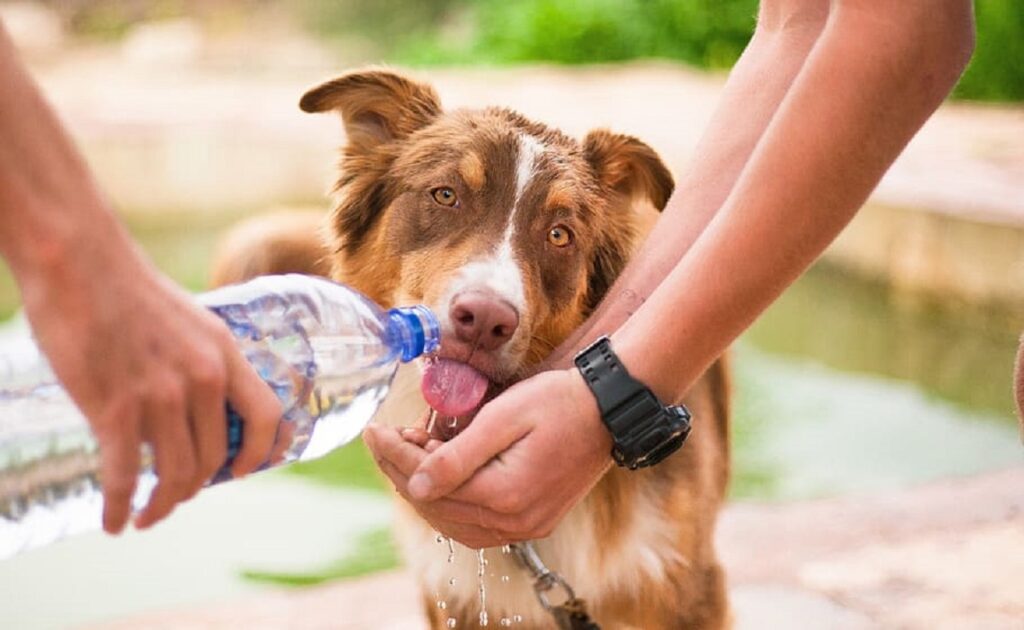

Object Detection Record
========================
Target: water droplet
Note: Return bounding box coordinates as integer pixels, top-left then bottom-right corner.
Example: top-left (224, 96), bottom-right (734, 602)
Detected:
top-left (500, 575), bottom-right (510, 583)
top-left (448, 415), bottom-right (458, 428)
top-left (479, 611), bottom-right (489, 626)
top-left (447, 537), bottom-right (456, 564)
top-left (437, 600), bottom-right (447, 610)
top-left (500, 619), bottom-right (512, 627)
top-left (501, 544), bottom-right (512, 554)
top-left (436, 534), bottom-right (445, 544)
top-left (449, 577), bottom-right (457, 586)
top-left (512, 615), bottom-right (523, 623)
top-left (447, 618), bottom-right (457, 628)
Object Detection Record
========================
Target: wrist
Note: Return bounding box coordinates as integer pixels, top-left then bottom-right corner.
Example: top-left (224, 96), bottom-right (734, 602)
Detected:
top-left (564, 367), bottom-right (614, 460)
top-left (573, 336), bottom-right (692, 469)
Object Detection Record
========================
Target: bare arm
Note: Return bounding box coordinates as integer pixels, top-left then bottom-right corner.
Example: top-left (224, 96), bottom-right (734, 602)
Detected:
top-left (548, 0), bottom-right (831, 367)
top-left (0, 24), bottom-right (281, 532)
top-left (614, 0), bottom-right (975, 403)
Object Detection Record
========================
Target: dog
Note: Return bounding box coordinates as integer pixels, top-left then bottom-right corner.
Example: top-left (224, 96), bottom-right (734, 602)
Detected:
top-left (212, 68), bottom-right (731, 629)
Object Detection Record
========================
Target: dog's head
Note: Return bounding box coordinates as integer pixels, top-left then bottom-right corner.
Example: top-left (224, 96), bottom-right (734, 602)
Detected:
top-left (302, 69), bottom-right (673, 426)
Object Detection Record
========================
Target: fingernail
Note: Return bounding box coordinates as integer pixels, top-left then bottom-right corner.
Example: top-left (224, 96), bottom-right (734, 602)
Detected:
top-left (408, 472), bottom-right (433, 500)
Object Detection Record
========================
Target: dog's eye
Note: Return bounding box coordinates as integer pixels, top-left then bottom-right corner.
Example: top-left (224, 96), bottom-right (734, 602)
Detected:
top-left (430, 187), bottom-right (459, 208)
top-left (548, 225), bottom-right (573, 248)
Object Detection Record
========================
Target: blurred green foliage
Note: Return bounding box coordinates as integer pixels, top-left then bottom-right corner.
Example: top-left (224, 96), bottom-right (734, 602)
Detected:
top-left (242, 526), bottom-right (399, 585)
top-left (392, 0), bottom-right (1021, 103)
top-left (47, 0), bottom-right (1022, 101)
top-left (954, 0), bottom-right (1024, 101)
top-left (396, 0), bottom-right (757, 70)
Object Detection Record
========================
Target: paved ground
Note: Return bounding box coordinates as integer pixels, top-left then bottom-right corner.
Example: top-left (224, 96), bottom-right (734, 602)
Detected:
top-left (93, 468), bottom-right (1024, 629)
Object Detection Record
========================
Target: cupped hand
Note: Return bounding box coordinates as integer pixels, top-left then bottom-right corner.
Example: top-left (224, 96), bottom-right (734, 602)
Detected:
top-left (20, 240), bottom-right (282, 534)
top-left (363, 368), bottom-right (612, 549)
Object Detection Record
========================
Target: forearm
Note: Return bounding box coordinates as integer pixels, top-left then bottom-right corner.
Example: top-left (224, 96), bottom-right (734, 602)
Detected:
top-left (0, 23), bottom-right (133, 283)
top-left (614, 0), bottom-right (975, 402)
top-left (548, 1), bottom-right (829, 365)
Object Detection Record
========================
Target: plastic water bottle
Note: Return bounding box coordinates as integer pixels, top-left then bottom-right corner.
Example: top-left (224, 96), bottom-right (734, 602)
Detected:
top-left (0, 274), bottom-right (439, 560)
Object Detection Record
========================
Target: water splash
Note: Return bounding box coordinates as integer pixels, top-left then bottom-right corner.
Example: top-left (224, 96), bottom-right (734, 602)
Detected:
top-left (477, 548), bottom-right (489, 626)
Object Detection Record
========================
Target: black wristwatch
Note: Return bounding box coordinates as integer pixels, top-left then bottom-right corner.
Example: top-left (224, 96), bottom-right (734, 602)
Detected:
top-left (574, 336), bottom-right (691, 470)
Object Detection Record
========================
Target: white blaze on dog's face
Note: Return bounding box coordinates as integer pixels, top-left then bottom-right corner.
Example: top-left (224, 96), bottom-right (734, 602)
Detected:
top-left (301, 70), bottom-right (674, 427)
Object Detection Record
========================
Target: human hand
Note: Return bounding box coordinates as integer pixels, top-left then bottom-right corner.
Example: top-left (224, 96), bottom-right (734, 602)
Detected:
top-left (363, 368), bottom-right (612, 548)
top-left (19, 238), bottom-right (282, 534)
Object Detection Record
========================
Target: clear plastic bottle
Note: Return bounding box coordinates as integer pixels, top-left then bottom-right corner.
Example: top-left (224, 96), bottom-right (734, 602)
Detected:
top-left (0, 274), bottom-right (439, 560)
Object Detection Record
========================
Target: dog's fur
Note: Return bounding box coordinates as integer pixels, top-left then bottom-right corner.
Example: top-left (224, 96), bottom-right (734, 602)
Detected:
top-left (212, 69), bottom-right (731, 629)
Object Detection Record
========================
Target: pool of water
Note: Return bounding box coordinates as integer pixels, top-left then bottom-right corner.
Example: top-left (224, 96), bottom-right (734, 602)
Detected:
top-left (732, 263), bottom-right (1022, 499)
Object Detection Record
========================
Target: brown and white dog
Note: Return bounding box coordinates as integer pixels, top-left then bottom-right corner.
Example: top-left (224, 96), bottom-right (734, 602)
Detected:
top-left (212, 68), bottom-right (731, 629)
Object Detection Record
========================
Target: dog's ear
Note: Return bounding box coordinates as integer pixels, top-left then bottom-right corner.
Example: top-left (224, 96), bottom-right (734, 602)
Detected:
top-left (582, 130), bottom-right (674, 312)
top-left (300, 68), bottom-right (442, 151)
top-left (583, 130), bottom-right (674, 211)
top-left (301, 69), bottom-right (441, 257)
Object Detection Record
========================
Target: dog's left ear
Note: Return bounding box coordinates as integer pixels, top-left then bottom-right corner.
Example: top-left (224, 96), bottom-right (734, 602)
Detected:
top-left (582, 130), bottom-right (674, 312)
top-left (583, 129), bottom-right (674, 211)
top-left (300, 69), bottom-right (441, 264)
top-left (299, 69), bottom-right (442, 152)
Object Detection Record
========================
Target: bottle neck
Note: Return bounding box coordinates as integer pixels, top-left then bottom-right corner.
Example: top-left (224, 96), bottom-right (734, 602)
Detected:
top-left (387, 306), bottom-right (441, 362)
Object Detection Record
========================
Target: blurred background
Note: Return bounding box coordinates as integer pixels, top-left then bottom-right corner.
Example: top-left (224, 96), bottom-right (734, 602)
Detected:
top-left (0, 1), bottom-right (1021, 628)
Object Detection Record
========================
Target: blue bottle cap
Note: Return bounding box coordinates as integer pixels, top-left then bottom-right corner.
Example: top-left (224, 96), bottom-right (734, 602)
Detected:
top-left (388, 306), bottom-right (441, 362)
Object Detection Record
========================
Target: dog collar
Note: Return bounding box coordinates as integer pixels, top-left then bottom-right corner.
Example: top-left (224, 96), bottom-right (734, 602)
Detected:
top-left (574, 336), bottom-right (691, 469)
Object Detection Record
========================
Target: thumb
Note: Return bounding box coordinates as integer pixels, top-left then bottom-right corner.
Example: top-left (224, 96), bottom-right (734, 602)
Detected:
top-left (408, 400), bottom-right (527, 501)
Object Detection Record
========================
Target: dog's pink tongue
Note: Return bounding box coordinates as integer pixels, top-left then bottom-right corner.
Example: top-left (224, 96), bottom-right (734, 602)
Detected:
top-left (421, 359), bottom-right (490, 418)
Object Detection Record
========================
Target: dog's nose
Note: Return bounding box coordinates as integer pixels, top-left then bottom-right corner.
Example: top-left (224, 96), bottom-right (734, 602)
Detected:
top-left (450, 291), bottom-right (519, 351)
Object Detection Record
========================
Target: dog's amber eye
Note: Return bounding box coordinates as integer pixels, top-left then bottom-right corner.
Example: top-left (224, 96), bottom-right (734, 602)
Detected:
top-left (548, 225), bottom-right (573, 247)
top-left (431, 187), bottom-right (459, 207)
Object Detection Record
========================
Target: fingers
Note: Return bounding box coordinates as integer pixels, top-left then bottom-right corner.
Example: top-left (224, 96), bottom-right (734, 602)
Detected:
top-left (135, 381), bottom-right (195, 529)
top-left (224, 346), bottom-right (282, 477)
top-left (375, 457), bottom-right (511, 549)
top-left (365, 425), bottom-right (512, 531)
top-left (408, 403), bottom-right (528, 501)
top-left (186, 355), bottom-right (228, 494)
top-left (95, 402), bottom-right (142, 535)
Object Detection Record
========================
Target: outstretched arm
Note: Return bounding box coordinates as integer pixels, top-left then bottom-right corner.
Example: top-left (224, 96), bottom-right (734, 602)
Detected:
top-left (365, 0), bottom-right (975, 548)
top-left (0, 23), bottom-right (282, 532)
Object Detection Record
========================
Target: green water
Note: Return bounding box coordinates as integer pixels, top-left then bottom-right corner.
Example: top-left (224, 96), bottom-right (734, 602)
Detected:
top-left (731, 263), bottom-right (1023, 499)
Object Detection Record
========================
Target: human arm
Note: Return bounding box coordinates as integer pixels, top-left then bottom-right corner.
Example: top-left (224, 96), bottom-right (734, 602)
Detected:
top-left (0, 23), bottom-right (282, 532)
top-left (365, 0), bottom-right (976, 547)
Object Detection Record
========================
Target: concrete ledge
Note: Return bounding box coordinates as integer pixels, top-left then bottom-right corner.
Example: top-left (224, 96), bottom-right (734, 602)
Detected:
top-left (826, 201), bottom-right (1024, 314)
